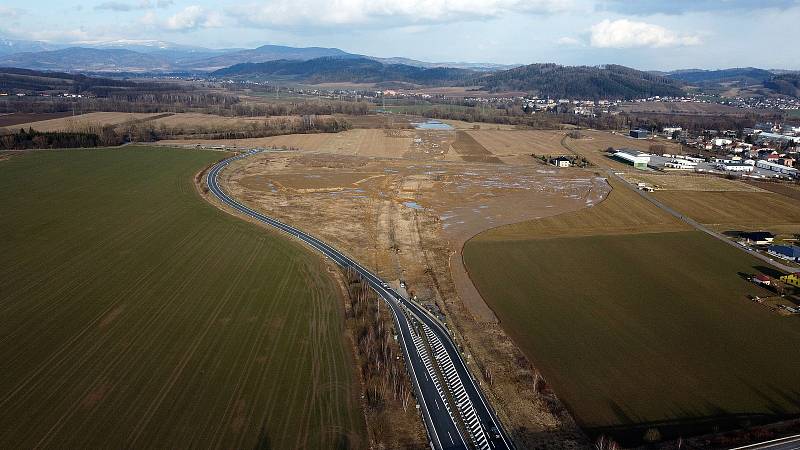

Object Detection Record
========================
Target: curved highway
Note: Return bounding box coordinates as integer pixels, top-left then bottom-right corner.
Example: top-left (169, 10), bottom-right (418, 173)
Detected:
top-left (206, 151), bottom-right (514, 450)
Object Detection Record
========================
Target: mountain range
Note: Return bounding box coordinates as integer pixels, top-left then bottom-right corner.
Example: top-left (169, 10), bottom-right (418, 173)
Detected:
top-left (1, 37), bottom-right (799, 99)
top-left (0, 38), bottom-right (515, 73)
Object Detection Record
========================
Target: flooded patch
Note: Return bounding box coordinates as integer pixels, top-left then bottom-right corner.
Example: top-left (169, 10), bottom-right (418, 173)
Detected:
top-left (412, 120), bottom-right (454, 130)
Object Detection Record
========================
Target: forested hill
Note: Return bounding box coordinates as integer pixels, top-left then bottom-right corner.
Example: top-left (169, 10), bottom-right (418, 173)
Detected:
top-left (212, 57), bottom-right (476, 86)
top-left (0, 67), bottom-right (177, 95)
top-left (474, 63), bottom-right (685, 99)
top-left (764, 73), bottom-right (800, 97)
top-left (666, 67), bottom-right (775, 85)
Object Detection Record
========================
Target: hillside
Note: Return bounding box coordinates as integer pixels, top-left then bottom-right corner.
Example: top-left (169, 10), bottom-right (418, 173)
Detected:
top-left (0, 47), bottom-right (172, 72)
top-left (764, 73), bottom-right (800, 97)
top-left (213, 56), bottom-right (476, 86)
top-left (0, 68), bottom-right (177, 95)
top-left (185, 45), bottom-right (354, 70)
top-left (667, 68), bottom-right (775, 85)
top-left (0, 38), bottom-right (60, 56)
top-left (474, 64), bottom-right (684, 99)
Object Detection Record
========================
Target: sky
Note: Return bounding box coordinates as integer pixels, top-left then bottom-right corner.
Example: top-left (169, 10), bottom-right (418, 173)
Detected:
top-left (1, 0), bottom-right (799, 70)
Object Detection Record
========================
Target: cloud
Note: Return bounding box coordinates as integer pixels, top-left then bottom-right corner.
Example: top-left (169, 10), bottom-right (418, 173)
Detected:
top-left (24, 28), bottom-right (94, 42)
top-left (95, 0), bottom-right (173, 12)
top-left (590, 19), bottom-right (701, 48)
top-left (598, 0), bottom-right (799, 15)
top-left (556, 36), bottom-right (582, 46)
top-left (164, 6), bottom-right (224, 31)
top-left (0, 6), bottom-right (23, 18)
top-left (228, 0), bottom-right (578, 29)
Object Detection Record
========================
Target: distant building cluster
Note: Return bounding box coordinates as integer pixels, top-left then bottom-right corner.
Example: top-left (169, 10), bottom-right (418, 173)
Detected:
top-left (611, 122), bottom-right (799, 179)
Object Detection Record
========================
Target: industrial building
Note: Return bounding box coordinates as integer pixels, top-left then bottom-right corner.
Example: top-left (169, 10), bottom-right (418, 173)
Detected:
top-left (740, 232), bottom-right (775, 245)
top-left (717, 162), bottom-right (754, 172)
top-left (665, 159), bottom-right (697, 170)
top-left (756, 160), bottom-right (798, 176)
top-left (630, 129), bottom-right (649, 139)
top-left (768, 245), bottom-right (800, 262)
top-left (613, 149), bottom-right (651, 170)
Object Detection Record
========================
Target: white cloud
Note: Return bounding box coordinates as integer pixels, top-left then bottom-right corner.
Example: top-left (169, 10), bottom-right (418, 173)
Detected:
top-left (229, 0), bottom-right (578, 29)
top-left (556, 36), bottom-right (581, 46)
top-left (164, 6), bottom-right (224, 31)
top-left (25, 28), bottom-right (94, 42)
top-left (590, 19), bottom-right (701, 48)
top-left (95, 0), bottom-right (173, 11)
top-left (0, 6), bottom-right (23, 18)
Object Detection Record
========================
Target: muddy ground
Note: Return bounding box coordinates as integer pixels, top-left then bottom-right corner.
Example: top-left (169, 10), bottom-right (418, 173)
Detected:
top-left (220, 127), bottom-right (608, 447)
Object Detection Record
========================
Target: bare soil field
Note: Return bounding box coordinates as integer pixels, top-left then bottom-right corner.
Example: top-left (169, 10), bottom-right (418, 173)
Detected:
top-left (160, 129), bottom-right (415, 158)
top-left (481, 177), bottom-right (688, 240)
top-left (148, 112), bottom-right (315, 131)
top-left (0, 112), bottom-right (75, 127)
top-left (1, 112), bottom-right (162, 132)
top-left (653, 190), bottom-right (800, 233)
top-left (450, 131), bottom-right (503, 164)
top-left (222, 149), bottom-right (603, 448)
top-left (335, 113), bottom-right (413, 129)
top-left (468, 129), bottom-right (566, 157)
top-left (745, 180), bottom-right (800, 200)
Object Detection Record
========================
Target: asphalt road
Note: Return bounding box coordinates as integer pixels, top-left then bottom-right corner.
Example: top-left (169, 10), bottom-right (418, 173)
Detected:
top-left (730, 435), bottom-right (800, 450)
top-left (207, 151), bottom-right (514, 450)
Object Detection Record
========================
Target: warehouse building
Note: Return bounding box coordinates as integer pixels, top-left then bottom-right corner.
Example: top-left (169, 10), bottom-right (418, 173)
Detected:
top-left (630, 129), bottom-right (649, 139)
top-left (768, 245), bottom-right (800, 262)
top-left (717, 162), bottom-right (754, 172)
top-left (756, 160), bottom-right (798, 177)
top-left (613, 149), bottom-right (651, 170)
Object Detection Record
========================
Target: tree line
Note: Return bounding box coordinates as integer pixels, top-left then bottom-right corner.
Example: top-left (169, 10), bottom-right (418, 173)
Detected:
top-left (343, 268), bottom-right (421, 448)
top-left (0, 128), bottom-right (101, 150)
top-left (0, 115), bottom-right (352, 150)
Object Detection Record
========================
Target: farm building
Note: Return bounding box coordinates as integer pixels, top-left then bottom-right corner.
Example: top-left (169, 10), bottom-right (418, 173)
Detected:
top-left (613, 149), bottom-right (651, 170)
top-left (552, 156), bottom-right (572, 168)
top-left (740, 231), bottom-right (775, 245)
top-left (768, 245), bottom-right (800, 262)
top-left (630, 129), bottom-right (649, 139)
top-left (753, 274), bottom-right (772, 286)
top-left (780, 273), bottom-right (800, 287)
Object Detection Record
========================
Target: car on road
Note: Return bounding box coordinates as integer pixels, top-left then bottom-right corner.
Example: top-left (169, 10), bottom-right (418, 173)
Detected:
top-left (381, 282), bottom-right (389, 288)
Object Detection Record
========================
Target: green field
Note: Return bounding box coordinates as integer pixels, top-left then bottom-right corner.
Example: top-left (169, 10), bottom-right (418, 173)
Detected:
top-left (464, 230), bottom-right (800, 444)
top-left (0, 147), bottom-right (365, 448)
